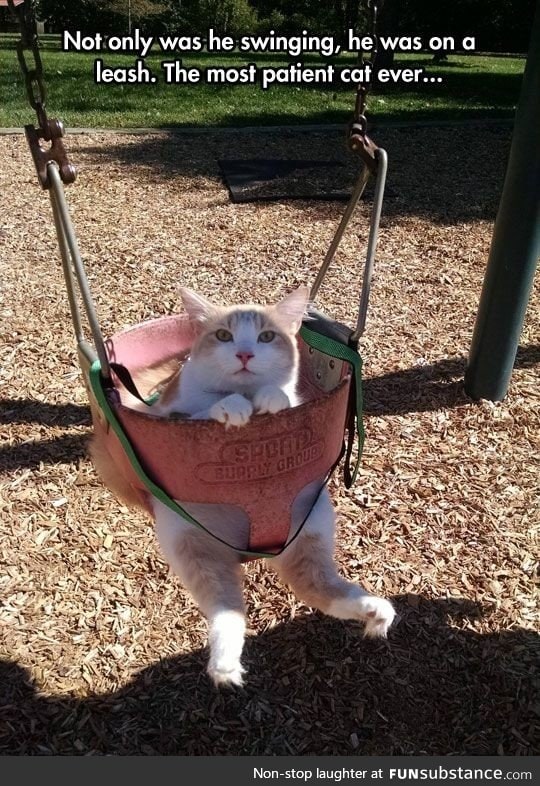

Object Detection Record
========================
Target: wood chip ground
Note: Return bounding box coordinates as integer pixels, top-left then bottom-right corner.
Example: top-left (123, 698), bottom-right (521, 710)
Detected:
top-left (0, 125), bottom-right (538, 755)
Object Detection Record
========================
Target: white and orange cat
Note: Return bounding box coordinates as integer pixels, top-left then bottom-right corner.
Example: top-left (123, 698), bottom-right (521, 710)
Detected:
top-left (91, 286), bottom-right (395, 686)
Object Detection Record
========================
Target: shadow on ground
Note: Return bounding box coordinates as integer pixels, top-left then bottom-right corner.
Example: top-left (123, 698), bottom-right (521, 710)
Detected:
top-left (0, 398), bottom-right (90, 471)
top-left (75, 122), bottom-right (512, 224)
top-left (0, 596), bottom-right (537, 755)
top-left (363, 344), bottom-right (539, 415)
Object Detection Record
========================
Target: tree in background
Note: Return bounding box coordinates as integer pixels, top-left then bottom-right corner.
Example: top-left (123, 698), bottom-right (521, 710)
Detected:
top-left (21, 0), bottom-right (537, 51)
top-left (195, 0), bottom-right (257, 34)
top-left (373, 0), bottom-right (536, 53)
top-left (37, 0), bottom-right (118, 33)
top-left (37, 0), bottom-right (170, 34)
top-left (247, 0), bottom-right (362, 36)
top-left (109, 0), bottom-right (167, 34)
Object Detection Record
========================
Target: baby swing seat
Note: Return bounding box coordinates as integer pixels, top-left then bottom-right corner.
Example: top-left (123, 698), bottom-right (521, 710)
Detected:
top-left (87, 312), bottom-right (361, 558)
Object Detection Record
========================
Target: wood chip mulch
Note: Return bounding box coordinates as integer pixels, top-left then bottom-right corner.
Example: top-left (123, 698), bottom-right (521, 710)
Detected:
top-left (0, 124), bottom-right (538, 756)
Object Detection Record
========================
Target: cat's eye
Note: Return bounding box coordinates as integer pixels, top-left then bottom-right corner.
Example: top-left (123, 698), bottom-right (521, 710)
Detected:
top-left (258, 330), bottom-right (276, 343)
top-left (216, 329), bottom-right (233, 342)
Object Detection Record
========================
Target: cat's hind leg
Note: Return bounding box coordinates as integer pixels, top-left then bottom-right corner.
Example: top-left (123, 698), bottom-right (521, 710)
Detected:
top-left (270, 490), bottom-right (395, 638)
top-left (153, 499), bottom-right (246, 687)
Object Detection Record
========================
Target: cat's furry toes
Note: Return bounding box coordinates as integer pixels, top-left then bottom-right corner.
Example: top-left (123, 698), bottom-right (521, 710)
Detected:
top-left (253, 385), bottom-right (291, 414)
top-left (360, 597), bottom-right (396, 638)
top-left (207, 610), bottom-right (246, 687)
top-left (328, 594), bottom-right (396, 638)
top-left (208, 660), bottom-right (245, 688)
top-left (210, 394), bottom-right (253, 427)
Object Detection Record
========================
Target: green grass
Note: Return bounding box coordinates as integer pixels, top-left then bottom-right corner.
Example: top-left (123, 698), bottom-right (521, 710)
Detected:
top-left (0, 34), bottom-right (525, 128)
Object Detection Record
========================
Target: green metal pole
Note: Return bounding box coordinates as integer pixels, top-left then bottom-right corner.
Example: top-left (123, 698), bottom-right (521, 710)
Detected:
top-left (464, 1), bottom-right (540, 401)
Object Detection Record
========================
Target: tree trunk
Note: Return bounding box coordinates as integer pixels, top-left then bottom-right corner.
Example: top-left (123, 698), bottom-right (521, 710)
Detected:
top-left (373, 0), bottom-right (396, 72)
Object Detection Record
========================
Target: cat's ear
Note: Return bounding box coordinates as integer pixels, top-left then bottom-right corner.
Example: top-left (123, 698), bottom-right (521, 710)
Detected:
top-left (179, 287), bottom-right (216, 323)
top-left (273, 286), bottom-right (310, 333)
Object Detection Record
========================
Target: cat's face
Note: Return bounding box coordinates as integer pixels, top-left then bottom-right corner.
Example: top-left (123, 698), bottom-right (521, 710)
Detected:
top-left (180, 287), bottom-right (309, 392)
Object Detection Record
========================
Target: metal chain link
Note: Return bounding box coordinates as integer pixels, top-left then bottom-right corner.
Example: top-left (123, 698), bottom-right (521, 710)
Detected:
top-left (7, 0), bottom-right (76, 188)
top-left (353, 0), bottom-right (379, 130)
top-left (8, 0), bottom-right (47, 124)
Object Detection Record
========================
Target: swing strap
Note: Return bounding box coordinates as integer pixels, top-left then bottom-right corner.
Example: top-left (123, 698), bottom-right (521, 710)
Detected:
top-left (108, 362), bottom-right (149, 405)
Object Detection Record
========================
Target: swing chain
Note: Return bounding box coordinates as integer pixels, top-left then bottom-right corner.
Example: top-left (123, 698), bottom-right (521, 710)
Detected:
top-left (349, 0), bottom-right (380, 172)
top-left (8, 0), bottom-right (46, 121)
top-left (7, 0), bottom-right (76, 189)
top-left (353, 0), bottom-right (379, 128)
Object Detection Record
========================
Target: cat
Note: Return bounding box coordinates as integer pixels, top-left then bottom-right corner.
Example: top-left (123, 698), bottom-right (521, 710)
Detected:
top-left (148, 286), bottom-right (305, 422)
top-left (90, 286), bottom-right (395, 686)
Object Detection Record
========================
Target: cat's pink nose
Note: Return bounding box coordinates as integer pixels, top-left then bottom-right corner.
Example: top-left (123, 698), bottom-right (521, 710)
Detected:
top-left (236, 351), bottom-right (254, 366)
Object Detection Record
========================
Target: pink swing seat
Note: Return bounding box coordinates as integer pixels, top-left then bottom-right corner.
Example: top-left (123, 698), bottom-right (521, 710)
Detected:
top-left (88, 314), bottom-right (353, 557)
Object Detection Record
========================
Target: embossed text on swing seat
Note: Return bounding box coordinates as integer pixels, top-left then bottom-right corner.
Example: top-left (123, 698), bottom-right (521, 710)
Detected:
top-left (195, 427), bottom-right (324, 483)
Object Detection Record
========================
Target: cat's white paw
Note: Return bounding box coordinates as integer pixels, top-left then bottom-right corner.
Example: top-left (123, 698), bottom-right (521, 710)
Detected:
top-left (208, 659), bottom-right (245, 688)
top-left (210, 394), bottom-right (253, 427)
top-left (253, 385), bottom-right (290, 415)
top-left (208, 610), bottom-right (246, 687)
top-left (360, 596), bottom-right (396, 638)
top-left (328, 593), bottom-right (396, 638)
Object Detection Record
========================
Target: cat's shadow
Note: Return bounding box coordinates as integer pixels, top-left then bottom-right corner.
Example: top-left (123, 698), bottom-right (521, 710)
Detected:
top-left (1, 595), bottom-right (537, 755)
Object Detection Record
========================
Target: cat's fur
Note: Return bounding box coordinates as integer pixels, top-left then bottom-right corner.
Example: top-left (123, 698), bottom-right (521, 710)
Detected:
top-left (90, 287), bottom-right (395, 686)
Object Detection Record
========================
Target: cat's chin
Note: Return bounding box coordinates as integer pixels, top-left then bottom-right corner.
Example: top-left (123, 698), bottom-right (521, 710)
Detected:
top-left (229, 375), bottom-right (287, 397)
top-left (225, 372), bottom-right (261, 389)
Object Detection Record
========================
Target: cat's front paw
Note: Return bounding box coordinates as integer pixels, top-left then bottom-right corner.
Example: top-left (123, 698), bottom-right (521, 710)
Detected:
top-left (210, 394), bottom-right (253, 428)
top-left (208, 658), bottom-right (245, 688)
top-left (328, 594), bottom-right (396, 638)
top-left (253, 385), bottom-right (290, 415)
top-left (359, 596), bottom-right (396, 638)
